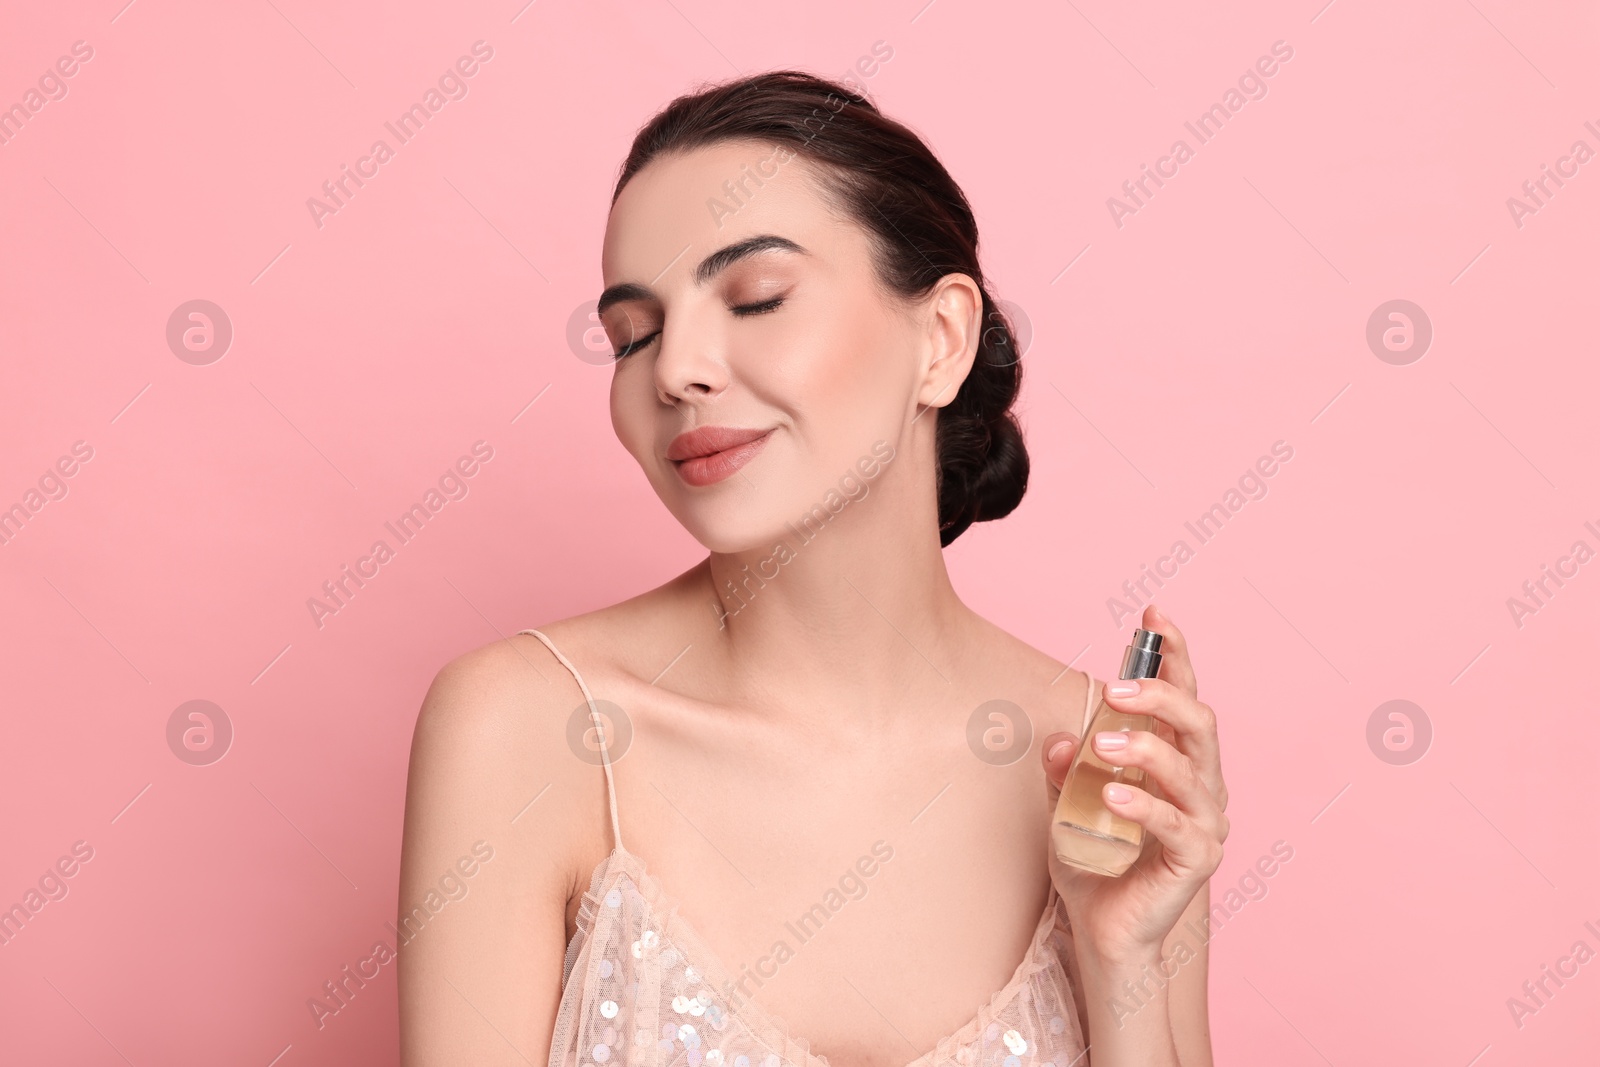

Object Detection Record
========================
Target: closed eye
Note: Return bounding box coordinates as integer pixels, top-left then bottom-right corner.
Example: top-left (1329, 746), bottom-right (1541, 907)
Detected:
top-left (731, 297), bottom-right (784, 316)
top-left (610, 297), bottom-right (786, 360)
top-left (611, 329), bottom-right (659, 361)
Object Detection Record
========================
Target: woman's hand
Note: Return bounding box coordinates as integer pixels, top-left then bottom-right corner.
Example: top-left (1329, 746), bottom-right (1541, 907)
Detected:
top-left (1040, 603), bottom-right (1229, 965)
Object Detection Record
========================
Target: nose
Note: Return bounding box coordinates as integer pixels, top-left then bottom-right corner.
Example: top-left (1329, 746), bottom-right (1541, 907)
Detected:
top-left (652, 306), bottom-right (730, 406)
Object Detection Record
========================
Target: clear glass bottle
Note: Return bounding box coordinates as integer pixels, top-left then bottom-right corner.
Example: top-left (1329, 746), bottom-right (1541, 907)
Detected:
top-left (1051, 628), bottom-right (1168, 876)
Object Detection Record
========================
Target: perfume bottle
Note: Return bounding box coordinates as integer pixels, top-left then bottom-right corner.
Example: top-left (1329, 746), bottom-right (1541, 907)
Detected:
top-left (1051, 628), bottom-right (1169, 877)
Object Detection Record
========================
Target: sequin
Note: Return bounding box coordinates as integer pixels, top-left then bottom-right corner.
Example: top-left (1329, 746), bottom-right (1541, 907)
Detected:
top-left (599, 1000), bottom-right (619, 1019)
top-left (529, 630), bottom-right (1091, 1067)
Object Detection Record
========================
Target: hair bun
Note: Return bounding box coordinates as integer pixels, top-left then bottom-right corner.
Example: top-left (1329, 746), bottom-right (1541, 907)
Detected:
top-left (935, 303), bottom-right (1029, 547)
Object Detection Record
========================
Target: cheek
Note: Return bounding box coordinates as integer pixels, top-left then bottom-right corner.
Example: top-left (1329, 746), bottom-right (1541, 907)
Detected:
top-left (810, 307), bottom-right (914, 419)
top-left (791, 298), bottom-right (904, 395)
top-left (609, 370), bottom-right (651, 460)
top-left (773, 316), bottom-right (910, 474)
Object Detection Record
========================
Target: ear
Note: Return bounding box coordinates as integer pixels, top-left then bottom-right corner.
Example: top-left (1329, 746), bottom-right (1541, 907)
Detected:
top-left (916, 273), bottom-right (983, 411)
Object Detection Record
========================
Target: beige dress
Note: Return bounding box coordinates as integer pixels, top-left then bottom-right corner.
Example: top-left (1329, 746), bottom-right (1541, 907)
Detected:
top-left (521, 628), bottom-right (1097, 1067)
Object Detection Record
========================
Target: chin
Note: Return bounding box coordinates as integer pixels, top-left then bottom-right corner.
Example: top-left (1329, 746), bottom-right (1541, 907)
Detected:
top-left (644, 456), bottom-right (789, 555)
top-left (670, 504), bottom-right (789, 556)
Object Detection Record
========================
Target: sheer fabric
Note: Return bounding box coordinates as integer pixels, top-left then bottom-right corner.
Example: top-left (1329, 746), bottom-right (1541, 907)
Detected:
top-left (521, 628), bottom-right (1096, 1067)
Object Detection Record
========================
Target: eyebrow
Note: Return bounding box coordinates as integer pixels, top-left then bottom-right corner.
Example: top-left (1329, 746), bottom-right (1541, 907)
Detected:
top-left (595, 234), bottom-right (808, 315)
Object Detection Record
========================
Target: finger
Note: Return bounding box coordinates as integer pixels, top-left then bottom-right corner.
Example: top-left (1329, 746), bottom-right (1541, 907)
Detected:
top-left (1100, 676), bottom-right (1223, 800)
top-left (1103, 781), bottom-right (1223, 882)
top-left (1142, 603), bottom-right (1197, 700)
top-left (1090, 729), bottom-right (1228, 842)
top-left (1040, 732), bottom-right (1077, 799)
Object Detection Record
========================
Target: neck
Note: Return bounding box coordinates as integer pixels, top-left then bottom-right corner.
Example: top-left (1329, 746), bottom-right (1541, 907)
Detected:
top-left (690, 452), bottom-right (975, 724)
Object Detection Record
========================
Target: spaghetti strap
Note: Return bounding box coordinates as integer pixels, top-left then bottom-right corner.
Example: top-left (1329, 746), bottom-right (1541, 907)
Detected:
top-left (518, 628), bottom-right (624, 853)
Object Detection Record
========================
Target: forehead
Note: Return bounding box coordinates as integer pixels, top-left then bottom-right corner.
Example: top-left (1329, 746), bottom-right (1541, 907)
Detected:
top-left (601, 140), bottom-right (853, 285)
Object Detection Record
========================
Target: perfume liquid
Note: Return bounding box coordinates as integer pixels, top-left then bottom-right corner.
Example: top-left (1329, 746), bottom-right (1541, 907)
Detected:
top-left (1052, 628), bottom-right (1165, 877)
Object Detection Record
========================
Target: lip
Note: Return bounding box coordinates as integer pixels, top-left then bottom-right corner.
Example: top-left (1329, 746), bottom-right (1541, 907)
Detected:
top-left (666, 425), bottom-right (773, 487)
top-left (667, 425), bottom-right (773, 461)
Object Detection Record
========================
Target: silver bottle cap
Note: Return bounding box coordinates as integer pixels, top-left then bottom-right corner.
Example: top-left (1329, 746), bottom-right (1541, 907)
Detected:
top-left (1118, 628), bottom-right (1163, 680)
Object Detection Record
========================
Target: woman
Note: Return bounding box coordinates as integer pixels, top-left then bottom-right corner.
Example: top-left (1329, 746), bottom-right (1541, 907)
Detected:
top-left (399, 71), bottom-right (1228, 1067)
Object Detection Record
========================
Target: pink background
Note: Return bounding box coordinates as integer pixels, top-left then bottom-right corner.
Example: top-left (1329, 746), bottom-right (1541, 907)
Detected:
top-left (2, 0), bottom-right (1597, 1063)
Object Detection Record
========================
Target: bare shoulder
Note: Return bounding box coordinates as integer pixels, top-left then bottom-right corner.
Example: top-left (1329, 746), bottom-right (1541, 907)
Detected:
top-left (397, 626), bottom-right (612, 1064)
top-left (410, 631), bottom-right (586, 798)
top-left (508, 564), bottom-right (715, 686)
top-left (965, 612), bottom-right (1096, 735)
top-left (404, 621), bottom-right (627, 853)
top-left (402, 580), bottom-right (690, 849)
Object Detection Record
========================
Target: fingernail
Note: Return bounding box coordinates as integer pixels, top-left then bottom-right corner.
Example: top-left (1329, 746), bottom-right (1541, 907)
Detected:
top-left (1106, 785), bottom-right (1132, 804)
top-left (1095, 731), bottom-right (1128, 752)
top-left (1046, 739), bottom-right (1073, 761)
top-left (1107, 680), bottom-right (1141, 698)
top-left (1151, 604), bottom-right (1166, 621)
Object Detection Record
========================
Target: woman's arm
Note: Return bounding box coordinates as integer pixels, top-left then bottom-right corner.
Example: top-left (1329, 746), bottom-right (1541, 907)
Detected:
top-left (1060, 879), bottom-right (1212, 1066)
top-left (1164, 883), bottom-right (1212, 1066)
top-left (398, 640), bottom-right (584, 1066)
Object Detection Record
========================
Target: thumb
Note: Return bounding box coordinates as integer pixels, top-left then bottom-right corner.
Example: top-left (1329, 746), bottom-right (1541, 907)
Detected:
top-left (1041, 732), bottom-right (1077, 803)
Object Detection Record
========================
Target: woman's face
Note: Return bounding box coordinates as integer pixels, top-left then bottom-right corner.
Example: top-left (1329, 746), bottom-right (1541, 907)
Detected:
top-left (600, 140), bottom-right (955, 553)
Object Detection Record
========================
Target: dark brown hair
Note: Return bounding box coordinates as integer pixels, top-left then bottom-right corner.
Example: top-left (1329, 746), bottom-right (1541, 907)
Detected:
top-left (611, 70), bottom-right (1028, 547)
